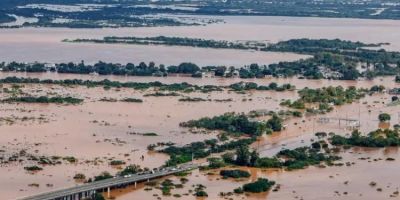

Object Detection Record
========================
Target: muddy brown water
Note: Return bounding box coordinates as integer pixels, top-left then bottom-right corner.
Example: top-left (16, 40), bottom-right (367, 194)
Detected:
top-left (1, 16), bottom-right (400, 65)
top-left (0, 75), bottom-right (399, 199)
top-left (1, 72), bottom-right (399, 88)
top-left (2, 15), bottom-right (400, 199)
top-left (108, 149), bottom-right (400, 200)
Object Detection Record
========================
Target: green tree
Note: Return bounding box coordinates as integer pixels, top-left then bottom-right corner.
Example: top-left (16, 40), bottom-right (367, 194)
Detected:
top-left (242, 178), bottom-right (276, 193)
top-left (255, 123), bottom-right (268, 136)
top-left (235, 145), bottom-right (250, 166)
top-left (249, 150), bottom-right (260, 166)
top-left (378, 113), bottom-right (391, 122)
top-left (93, 171), bottom-right (113, 181)
top-left (222, 152), bottom-right (235, 164)
top-left (267, 115), bottom-right (283, 131)
top-left (396, 75), bottom-right (400, 83)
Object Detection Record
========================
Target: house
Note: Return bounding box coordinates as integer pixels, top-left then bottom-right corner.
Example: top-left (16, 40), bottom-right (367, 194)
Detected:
top-left (202, 71), bottom-right (215, 78)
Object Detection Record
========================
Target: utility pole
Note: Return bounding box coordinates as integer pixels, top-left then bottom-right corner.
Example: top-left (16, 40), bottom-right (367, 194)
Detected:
top-left (359, 102), bottom-right (361, 128)
top-left (312, 117), bottom-right (315, 134)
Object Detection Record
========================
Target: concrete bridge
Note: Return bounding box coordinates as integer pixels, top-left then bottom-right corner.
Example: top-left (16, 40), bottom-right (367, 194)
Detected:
top-left (18, 163), bottom-right (198, 200)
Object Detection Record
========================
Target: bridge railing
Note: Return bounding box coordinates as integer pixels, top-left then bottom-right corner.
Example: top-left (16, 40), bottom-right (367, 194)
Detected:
top-left (18, 164), bottom-right (199, 200)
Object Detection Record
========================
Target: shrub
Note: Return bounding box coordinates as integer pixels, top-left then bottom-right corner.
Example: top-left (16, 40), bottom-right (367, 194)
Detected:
top-left (24, 165), bottom-right (43, 171)
top-left (254, 157), bottom-right (282, 168)
top-left (73, 173), bottom-right (86, 180)
top-left (121, 98), bottom-right (143, 103)
top-left (220, 169), bottom-right (251, 179)
top-left (109, 160), bottom-right (126, 166)
top-left (378, 113), bottom-right (391, 122)
top-left (94, 171), bottom-right (113, 181)
top-left (194, 190), bottom-right (208, 197)
top-left (242, 178), bottom-right (276, 193)
top-left (233, 187), bottom-right (244, 194)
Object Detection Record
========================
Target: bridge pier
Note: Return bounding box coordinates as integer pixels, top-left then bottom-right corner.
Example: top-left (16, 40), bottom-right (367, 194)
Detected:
top-left (60, 190), bottom-right (94, 200)
top-left (18, 164), bottom-right (198, 200)
top-left (91, 190), bottom-right (96, 198)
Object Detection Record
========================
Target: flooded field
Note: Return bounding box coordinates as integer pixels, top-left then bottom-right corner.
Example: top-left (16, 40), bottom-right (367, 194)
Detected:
top-left (112, 148), bottom-right (400, 200)
top-left (0, 71), bottom-right (399, 89)
top-left (1, 16), bottom-right (400, 65)
top-left (0, 73), bottom-right (399, 199)
top-left (1, 15), bottom-right (400, 200)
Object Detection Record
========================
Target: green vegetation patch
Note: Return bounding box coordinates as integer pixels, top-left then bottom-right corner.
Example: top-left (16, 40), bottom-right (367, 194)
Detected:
top-left (180, 112), bottom-right (283, 136)
top-left (2, 96), bottom-right (83, 104)
top-left (242, 178), bottom-right (276, 193)
top-left (142, 132), bottom-right (159, 136)
top-left (220, 169), bottom-right (251, 179)
top-left (161, 138), bottom-right (256, 166)
top-left (331, 129), bottom-right (400, 148)
top-left (24, 165), bottom-right (43, 171)
top-left (121, 98), bottom-right (143, 103)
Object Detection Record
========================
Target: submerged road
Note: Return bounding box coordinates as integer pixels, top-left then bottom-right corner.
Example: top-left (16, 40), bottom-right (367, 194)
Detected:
top-left (19, 163), bottom-right (198, 200)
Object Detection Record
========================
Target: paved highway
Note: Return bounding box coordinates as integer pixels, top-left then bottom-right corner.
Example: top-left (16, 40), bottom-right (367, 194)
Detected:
top-left (19, 163), bottom-right (198, 200)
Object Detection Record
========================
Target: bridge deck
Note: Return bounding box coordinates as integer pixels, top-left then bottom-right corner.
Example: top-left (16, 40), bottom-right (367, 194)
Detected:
top-left (19, 164), bottom-right (198, 200)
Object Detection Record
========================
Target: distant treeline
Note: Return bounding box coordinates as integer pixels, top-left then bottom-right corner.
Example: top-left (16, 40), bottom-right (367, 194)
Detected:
top-left (66, 37), bottom-right (380, 52)
top-left (0, 77), bottom-right (296, 94)
top-left (65, 36), bottom-right (267, 50)
top-left (0, 61), bottom-right (201, 76)
top-left (60, 38), bottom-right (400, 80)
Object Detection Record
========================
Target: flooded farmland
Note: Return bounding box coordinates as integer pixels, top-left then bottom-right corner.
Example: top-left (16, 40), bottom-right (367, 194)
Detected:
top-left (112, 148), bottom-right (400, 200)
top-left (1, 15), bottom-right (400, 200)
top-left (0, 73), bottom-right (399, 199)
top-left (1, 16), bottom-right (400, 65)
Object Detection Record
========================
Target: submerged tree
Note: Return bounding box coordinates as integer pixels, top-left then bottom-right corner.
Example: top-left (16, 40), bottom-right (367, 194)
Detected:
top-left (378, 113), bottom-right (391, 122)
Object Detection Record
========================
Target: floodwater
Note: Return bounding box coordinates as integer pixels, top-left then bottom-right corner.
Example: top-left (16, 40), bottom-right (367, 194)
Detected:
top-left (0, 75), bottom-right (399, 199)
top-left (0, 71), bottom-right (399, 89)
top-left (2, 15), bottom-right (400, 200)
top-left (1, 16), bottom-right (400, 65)
top-left (112, 148), bottom-right (400, 200)
top-left (0, 27), bottom-right (306, 66)
top-left (0, 82), bottom-right (285, 199)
